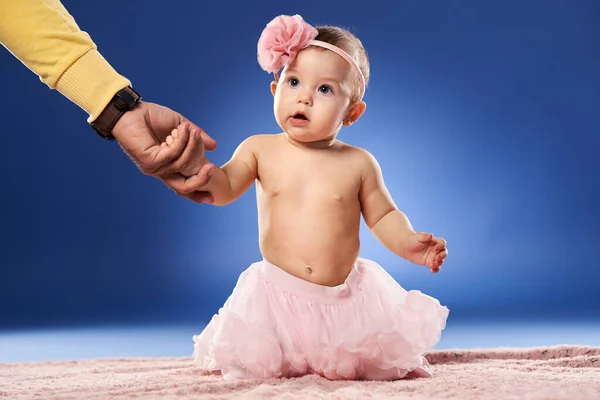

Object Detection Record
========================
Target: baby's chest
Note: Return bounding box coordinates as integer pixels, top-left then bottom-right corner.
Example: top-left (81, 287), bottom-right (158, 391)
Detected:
top-left (258, 162), bottom-right (360, 204)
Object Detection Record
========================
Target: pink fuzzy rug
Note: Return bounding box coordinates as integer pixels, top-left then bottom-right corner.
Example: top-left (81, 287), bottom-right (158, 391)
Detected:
top-left (1, 345), bottom-right (598, 399)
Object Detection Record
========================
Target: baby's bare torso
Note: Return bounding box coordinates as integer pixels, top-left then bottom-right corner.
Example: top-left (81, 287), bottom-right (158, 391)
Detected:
top-left (255, 134), bottom-right (364, 286)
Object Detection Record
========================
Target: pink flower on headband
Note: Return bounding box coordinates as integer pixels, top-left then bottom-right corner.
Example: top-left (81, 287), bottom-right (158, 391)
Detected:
top-left (257, 15), bottom-right (318, 73)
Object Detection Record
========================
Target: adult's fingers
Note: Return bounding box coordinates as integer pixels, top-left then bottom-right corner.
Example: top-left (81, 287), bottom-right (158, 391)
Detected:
top-left (179, 190), bottom-right (214, 204)
top-left (161, 162), bottom-right (216, 195)
top-left (188, 121), bottom-right (217, 151)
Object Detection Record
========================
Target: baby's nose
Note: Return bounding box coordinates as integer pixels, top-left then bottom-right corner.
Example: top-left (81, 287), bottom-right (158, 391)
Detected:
top-left (297, 93), bottom-right (312, 105)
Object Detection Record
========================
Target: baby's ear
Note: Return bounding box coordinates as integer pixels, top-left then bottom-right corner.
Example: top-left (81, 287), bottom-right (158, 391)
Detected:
top-left (270, 81), bottom-right (278, 96)
top-left (344, 101), bottom-right (367, 126)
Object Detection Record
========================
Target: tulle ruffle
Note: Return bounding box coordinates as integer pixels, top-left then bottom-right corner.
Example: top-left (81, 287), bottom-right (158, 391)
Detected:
top-left (192, 257), bottom-right (449, 381)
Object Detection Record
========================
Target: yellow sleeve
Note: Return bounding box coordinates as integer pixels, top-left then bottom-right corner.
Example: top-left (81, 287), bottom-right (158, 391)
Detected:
top-left (0, 0), bottom-right (131, 122)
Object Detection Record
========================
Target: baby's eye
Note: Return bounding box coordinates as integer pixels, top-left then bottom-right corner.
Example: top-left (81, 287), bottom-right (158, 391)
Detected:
top-left (318, 85), bottom-right (333, 94)
top-left (288, 78), bottom-right (300, 87)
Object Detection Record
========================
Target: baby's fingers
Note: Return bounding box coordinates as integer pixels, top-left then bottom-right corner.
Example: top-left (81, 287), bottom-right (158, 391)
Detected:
top-left (429, 252), bottom-right (446, 274)
top-left (434, 237), bottom-right (447, 250)
top-left (161, 132), bottom-right (175, 148)
top-left (437, 248), bottom-right (448, 259)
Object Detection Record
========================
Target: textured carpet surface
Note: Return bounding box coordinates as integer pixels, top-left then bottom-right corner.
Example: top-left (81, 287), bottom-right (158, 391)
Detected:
top-left (1, 345), bottom-right (599, 399)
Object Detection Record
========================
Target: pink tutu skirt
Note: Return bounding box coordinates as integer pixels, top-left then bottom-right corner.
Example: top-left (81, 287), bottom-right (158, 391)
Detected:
top-left (192, 257), bottom-right (449, 381)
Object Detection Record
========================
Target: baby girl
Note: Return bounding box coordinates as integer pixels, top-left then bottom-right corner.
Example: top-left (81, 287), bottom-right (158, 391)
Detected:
top-left (168, 15), bottom-right (450, 381)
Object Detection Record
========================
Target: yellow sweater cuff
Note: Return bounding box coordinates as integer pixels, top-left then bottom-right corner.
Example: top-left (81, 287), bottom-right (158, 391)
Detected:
top-left (55, 49), bottom-right (132, 122)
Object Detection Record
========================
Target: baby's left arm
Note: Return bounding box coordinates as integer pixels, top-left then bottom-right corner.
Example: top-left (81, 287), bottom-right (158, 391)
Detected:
top-left (358, 150), bottom-right (447, 272)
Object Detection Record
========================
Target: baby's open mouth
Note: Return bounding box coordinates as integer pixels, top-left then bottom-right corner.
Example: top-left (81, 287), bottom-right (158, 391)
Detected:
top-left (293, 113), bottom-right (308, 120)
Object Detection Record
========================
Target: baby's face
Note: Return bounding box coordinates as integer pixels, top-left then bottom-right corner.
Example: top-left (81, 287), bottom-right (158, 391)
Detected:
top-left (271, 48), bottom-right (356, 143)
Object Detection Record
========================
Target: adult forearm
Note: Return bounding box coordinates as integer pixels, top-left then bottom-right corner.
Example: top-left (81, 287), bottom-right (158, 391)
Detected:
top-left (370, 209), bottom-right (416, 259)
top-left (0, 0), bottom-right (130, 122)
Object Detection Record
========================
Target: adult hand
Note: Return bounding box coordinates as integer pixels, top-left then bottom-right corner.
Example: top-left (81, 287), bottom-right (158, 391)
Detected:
top-left (112, 101), bottom-right (216, 177)
top-left (158, 122), bottom-right (218, 204)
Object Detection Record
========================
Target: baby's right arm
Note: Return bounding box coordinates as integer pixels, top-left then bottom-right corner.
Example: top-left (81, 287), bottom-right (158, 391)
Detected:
top-left (200, 136), bottom-right (259, 206)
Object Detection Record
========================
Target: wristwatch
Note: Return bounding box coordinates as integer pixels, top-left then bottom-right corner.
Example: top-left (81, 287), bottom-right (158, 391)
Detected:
top-left (90, 86), bottom-right (141, 140)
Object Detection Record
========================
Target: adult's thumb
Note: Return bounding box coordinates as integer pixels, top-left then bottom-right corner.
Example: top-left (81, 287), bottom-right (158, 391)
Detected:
top-left (200, 130), bottom-right (217, 151)
top-left (189, 121), bottom-right (217, 151)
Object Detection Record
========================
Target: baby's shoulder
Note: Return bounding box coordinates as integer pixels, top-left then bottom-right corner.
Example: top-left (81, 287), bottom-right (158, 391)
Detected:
top-left (338, 142), bottom-right (377, 163)
top-left (336, 142), bottom-right (382, 176)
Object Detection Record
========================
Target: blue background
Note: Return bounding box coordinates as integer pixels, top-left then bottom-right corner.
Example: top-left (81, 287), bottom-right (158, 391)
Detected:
top-left (1, 0), bottom-right (598, 345)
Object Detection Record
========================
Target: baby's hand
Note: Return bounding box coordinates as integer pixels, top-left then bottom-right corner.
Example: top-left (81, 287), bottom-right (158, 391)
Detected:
top-left (159, 123), bottom-right (211, 179)
top-left (157, 123), bottom-right (216, 204)
top-left (160, 130), bottom-right (178, 149)
top-left (402, 233), bottom-right (448, 274)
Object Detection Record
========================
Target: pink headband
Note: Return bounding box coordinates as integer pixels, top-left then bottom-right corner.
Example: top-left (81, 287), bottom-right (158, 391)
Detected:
top-left (257, 15), bottom-right (366, 100)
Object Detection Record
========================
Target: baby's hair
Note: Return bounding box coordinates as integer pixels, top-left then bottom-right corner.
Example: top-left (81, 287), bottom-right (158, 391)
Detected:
top-left (312, 26), bottom-right (370, 101)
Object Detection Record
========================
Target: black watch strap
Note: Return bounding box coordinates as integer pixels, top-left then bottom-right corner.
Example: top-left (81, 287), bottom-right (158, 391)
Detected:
top-left (90, 86), bottom-right (141, 140)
